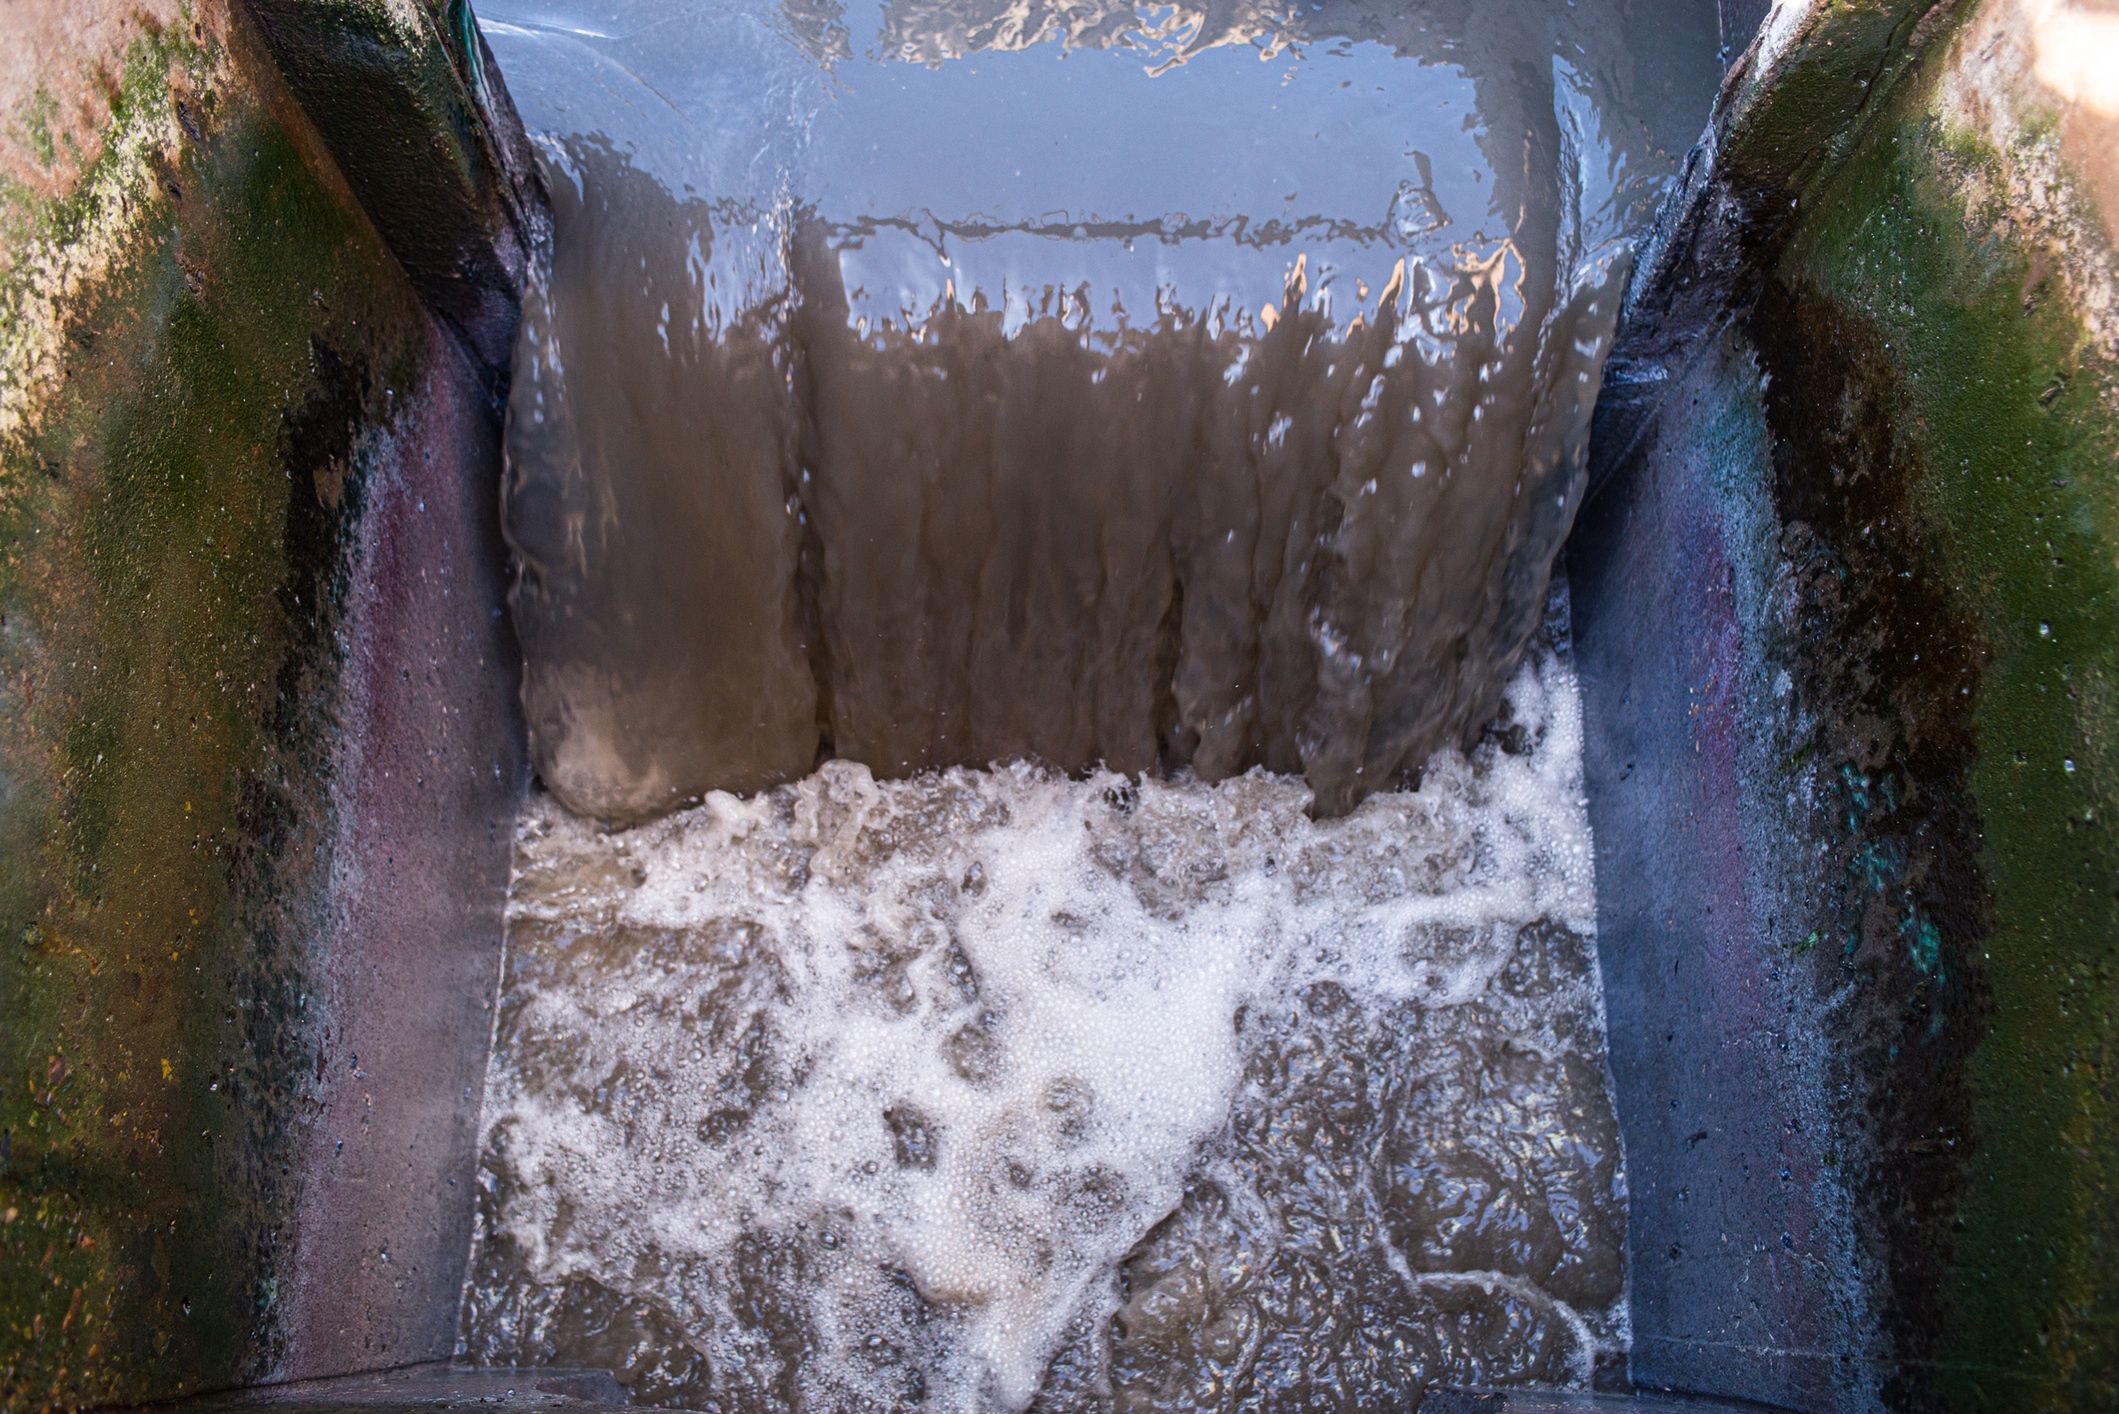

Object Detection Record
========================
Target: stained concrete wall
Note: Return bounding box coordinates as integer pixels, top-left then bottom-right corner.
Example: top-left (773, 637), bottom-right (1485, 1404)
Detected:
top-left (1574, 0), bottom-right (2119, 1406)
top-left (0, 1), bottom-right (533, 1404)
top-left (7, 0), bottom-right (2114, 1407)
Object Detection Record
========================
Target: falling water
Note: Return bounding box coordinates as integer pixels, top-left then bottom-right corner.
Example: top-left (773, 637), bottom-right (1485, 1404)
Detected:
top-left (466, 0), bottom-right (1723, 1404)
top-left (494, 0), bottom-right (1715, 820)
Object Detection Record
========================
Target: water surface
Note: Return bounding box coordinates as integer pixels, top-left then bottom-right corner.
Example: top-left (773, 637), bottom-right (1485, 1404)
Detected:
top-left (464, 635), bottom-right (1624, 1409)
top-left (466, 4), bottom-right (1726, 1402)
top-left (486, 0), bottom-right (1722, 818)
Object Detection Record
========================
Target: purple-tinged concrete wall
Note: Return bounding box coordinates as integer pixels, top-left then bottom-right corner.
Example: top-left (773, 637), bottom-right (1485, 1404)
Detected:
top-left (0, 0), bottom-right (535, 1402)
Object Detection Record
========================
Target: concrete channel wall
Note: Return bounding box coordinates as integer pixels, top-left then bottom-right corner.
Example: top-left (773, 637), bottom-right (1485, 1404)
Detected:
top-left (0, 1), bottom-right (534, 1403)
top-left (1, 0), bottom-right (2115, 1408)
top-left (1573, 0), bottom-right (2119, 1406)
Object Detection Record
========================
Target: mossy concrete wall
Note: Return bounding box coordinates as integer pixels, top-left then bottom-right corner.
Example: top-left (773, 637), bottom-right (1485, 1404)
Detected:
top-left (0, 0), bottom-right (529, 1404)
top-left (1574, 0), bottom-right (2117, 1406)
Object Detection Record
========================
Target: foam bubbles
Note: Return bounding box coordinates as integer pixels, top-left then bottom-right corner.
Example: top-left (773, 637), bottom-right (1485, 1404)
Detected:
top-left (463, 644), bottom-right (1621, 1409)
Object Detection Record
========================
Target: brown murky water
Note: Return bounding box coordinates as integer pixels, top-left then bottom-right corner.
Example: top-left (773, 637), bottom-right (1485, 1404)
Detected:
top-left (491, 0), bottom-right (1720, 821)
top-left (463, 635), bottom-right (1624, 1409)
top-left (467, 0), bottom-right (1723, 1404)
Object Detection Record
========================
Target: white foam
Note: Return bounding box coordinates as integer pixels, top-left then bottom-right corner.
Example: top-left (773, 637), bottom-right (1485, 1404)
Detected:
top-left (476, 645), bottom-right (1603, 1409)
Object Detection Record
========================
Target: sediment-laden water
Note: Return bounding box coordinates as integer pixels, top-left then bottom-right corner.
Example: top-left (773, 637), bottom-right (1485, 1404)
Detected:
top-left (490, 0), bottom-right (1719, 820)
top-left (462, 633), bottom-right (1626, 1409)
top-left (467, 0), bottom-right (1724, 1400)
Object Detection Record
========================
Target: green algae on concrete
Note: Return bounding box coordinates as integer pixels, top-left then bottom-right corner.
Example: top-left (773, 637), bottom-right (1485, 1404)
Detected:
top-left (0, 6), bottom-right (437, 1404)
top-left (1718, 0), bottom-right (1959, 198)
top-left (1579, 0), bottom-right (2119, 1403)
top-left (243, 0), bottom-right (542, 385)
top-left (1774, 57), bottom-right (2119, 1409)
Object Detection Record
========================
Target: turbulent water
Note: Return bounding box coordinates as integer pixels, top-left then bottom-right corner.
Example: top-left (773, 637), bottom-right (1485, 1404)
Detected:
top-left (492, 0), bottom-right (1722, 820)
top-left (469, 0), bottom-right (1725, 1402)
top-left (462, 631), bottom-right (1627, 1408)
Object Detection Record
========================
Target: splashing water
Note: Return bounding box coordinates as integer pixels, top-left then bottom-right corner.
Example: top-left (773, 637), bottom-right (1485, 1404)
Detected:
top-left (467, 0), bottom-right (1728, 1399)
top-left (462, 635), bottom-right (1626, 1408)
